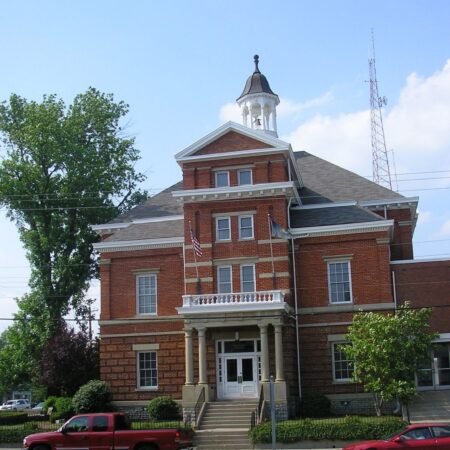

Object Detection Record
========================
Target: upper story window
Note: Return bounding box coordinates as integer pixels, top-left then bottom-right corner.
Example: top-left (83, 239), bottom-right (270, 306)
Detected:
top-left (136, 274), bottom-right (157, 315)
top-left (215, 171), bottom-right (230, 188)
top-left (240, 264), bottom-right (255, 292)
top-left (327, 260), bottom-right (352, 304)
top-left (218, 266), bottom-right (232, 293)
top-left (137, 351), bottom-right (158, 389)
top-left (238, 215), bottom-right (254, 240)
top-left (238, 169), bottom-right (252, 186)
top-left (332, 342), bottom-right (354, 382)
top-left (216, 217), bottom-right (231, 241)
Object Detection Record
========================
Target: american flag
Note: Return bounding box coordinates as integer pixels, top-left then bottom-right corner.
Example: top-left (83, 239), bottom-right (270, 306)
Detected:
top-left (190, 226), bottom-right (203, 258)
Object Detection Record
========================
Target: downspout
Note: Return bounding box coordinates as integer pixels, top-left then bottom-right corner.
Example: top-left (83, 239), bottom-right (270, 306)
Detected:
top-left (392, 270), bottom-right (397, 311)
top-left (287, 197), bottom-right (302, 400)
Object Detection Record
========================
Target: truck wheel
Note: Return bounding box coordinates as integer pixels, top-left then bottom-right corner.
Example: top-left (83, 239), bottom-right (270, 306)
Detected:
top-left (137, 444), bottom-right (158, 450)
top-left (32, 445), bottom-right (50, 450)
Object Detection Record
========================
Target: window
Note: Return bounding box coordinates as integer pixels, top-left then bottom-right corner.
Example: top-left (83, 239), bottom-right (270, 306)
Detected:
top-left (92, 416), bottom-right (109, 432)
top-left (216, 217), bottom-right (231, 241)
top-left (241, 264), bottom-right (255, 292)
top-left (215, 171), bottom-right (229, 188)
top-left (218, 266), bottom-right (232, 293)
top-left (332, 343), bottom-right (354, 382)
top-left (238, 169), bottom-right (252, 185)
top-left (238, 215), bottom-right (254, 240)
top-left (402, 428), bottom-right (432, 440)
top-left (64, 416), bottom-right (89, 433)
top-left (138, 351), bottom-right (158, 389)
top-left (136, 274), bottom-right (157, 314)
top-left (328, 260), bottom-right (352, 303)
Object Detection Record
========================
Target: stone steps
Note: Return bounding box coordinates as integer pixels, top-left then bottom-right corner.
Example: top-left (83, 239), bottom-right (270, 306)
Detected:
top-left (409, 390), bottom-right (450, 422)
top-left (194, 400), bottom-right (257, 450)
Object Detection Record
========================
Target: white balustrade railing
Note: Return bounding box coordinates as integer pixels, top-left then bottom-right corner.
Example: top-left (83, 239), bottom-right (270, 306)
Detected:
top-left (181, 290), bottom-right (285, 310)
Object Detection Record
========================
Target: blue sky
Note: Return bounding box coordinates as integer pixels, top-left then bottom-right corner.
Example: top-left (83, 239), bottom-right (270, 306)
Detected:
top-left (1, 0), bottom-right (450, 332)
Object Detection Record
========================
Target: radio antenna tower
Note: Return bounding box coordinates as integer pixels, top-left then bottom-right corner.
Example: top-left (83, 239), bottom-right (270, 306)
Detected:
top-left (369, 30), bottom-right (393, 190)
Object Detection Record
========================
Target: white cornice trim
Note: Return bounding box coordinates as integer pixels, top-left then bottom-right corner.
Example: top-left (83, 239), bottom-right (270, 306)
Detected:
top-left (175, 121), bottom-right (290, 160)
top-left (172, 181), bottom-right (300, 204)
top-left (292, 201), bottom-right (358, 210)
top-left (359, 197), bottom-right (419, 208)
top-left (93, 237), bottom-right (183, 252)
top-left (290, 220), bottom-right (394, 238)
top-left (91, 215), bottom-right (184, 232)
top-left (391, 257), bottom-right (450, 265)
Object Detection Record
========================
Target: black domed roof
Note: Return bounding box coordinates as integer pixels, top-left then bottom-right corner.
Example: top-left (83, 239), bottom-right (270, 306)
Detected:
top-left (237, 55), bottom-right (279, 101)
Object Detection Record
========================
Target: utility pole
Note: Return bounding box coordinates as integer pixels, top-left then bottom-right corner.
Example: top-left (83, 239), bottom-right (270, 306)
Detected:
top-left (369, 30), bottom-right (394, 190)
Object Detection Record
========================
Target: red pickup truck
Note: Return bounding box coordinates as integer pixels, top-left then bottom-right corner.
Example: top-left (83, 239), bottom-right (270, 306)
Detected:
top-left (22, 412), bottom-right (193, 450)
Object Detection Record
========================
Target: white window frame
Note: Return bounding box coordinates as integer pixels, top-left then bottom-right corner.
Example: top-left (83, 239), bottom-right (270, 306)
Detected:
top-left (237, 168), bottom-right (252, 186)
top-left (238, 215), bottom-right (254, 240)
top-left (332, 342), bottom-right (354, 383)
top-left (136, 274), bottom-right (157, 315)
top-left (240, 264), bottom-right (256, 293)
top-left (216, 216), bottom-right (231, 241)
top-left (137, 351), bottom-right (158, 390)
top-left (217, 265), bottom-right (233, 294)
top-left (215, 170), bottom-right (230, 188)
top-left (327, 260), bottom-right (352, 304)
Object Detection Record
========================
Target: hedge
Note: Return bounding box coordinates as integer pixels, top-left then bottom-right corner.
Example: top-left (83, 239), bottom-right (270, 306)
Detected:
top-left (249, 416), bottom-right (407, 444)
top-left (0, 423), bottom-right (41, 443)
top-left (0, 412), bottom-right (28, 426)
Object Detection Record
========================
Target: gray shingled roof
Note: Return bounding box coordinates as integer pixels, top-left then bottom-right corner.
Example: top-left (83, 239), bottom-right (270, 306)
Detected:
top-left (290, 205), bottom-right (384, 229)
top-left (103, 219), bottom-right (184, 242)
top-left (295, 151), bottom-right (404, 204)
top-left (109, 181), bottom-right (183, 224)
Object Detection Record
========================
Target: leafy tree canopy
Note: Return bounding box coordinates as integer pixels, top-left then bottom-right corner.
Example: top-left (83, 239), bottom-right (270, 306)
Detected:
top-left (0, 88), bottom-right (147, 390)
top-left (39, 325), bottom-right (99, 396)
top-left (345, 302), bottom-right (437, 416)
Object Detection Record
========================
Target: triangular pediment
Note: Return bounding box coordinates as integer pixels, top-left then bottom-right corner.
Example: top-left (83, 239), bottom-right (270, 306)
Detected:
top-left (175, 121), bottom-right (290, 162)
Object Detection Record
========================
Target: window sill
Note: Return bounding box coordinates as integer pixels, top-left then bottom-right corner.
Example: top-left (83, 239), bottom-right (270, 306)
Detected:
top-left (135, 387), bottom-right (158, 391)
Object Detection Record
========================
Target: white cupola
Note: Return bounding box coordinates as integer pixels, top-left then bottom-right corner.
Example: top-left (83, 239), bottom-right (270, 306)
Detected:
top-left (236, 55), bottom-right (280, 137)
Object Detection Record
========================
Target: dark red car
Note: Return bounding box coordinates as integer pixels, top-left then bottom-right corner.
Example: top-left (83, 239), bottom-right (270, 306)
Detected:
top-left (343, 423), bottom-right (450, 450)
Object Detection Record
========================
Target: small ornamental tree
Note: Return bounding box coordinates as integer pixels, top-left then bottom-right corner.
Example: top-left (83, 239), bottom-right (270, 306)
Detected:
top-left (345, 302), bottom-right (437, 417)
top-left (72, 380), bottom-right (112, 413)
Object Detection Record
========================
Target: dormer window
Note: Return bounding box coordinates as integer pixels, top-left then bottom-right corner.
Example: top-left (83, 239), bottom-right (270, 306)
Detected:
top-left (238, 169), bottom-right (252, 186)
top-left (215, 171), bottom-right (230, 188)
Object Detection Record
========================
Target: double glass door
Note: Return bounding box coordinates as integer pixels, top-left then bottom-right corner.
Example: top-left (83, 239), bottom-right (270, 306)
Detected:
top-left (417, 343), bottom-right (450, 390)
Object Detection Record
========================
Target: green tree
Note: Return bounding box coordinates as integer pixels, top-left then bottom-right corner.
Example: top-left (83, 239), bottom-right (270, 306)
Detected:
top-left (345, 302), bottom-right (437, 417)
top-left (0, 88), bottom-right (147, 389)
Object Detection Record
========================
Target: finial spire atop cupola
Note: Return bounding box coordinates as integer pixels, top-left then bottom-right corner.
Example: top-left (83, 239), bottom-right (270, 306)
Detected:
top-left (237, 54), bottom-right (280, 137)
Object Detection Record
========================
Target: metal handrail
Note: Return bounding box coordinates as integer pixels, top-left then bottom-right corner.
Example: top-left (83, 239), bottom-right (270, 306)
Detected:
top-left (194, 387), bottom-right (206, 427)
top-left (257, 384), bottom-right (265, 423)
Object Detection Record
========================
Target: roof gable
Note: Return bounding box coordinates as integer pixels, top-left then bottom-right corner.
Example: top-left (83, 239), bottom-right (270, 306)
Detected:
top-left (175, 121), bottom-right (290, 162)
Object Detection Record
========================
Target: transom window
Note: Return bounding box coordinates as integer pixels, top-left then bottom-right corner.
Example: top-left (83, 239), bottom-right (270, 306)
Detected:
top-left (216, 217), bottom-right (231, 241)
top-left (238, 215), bottom-right (254, 240)
top-left (238, 169), bottom-right (252, 186)
top-left (218, 266), bottom-right (232, 293)
top-left (138, 351), bottom-right (158, 389)
top-left (215, 171), bottom-right (230, 188)
top-left (332, 343), bottom-right (354, 382)
top-left (136, 274), bottom-right (157, 314)
top-left (240, 264), bottom-right (255, 292)
top-left (328, 260), bottom-right (352, 303)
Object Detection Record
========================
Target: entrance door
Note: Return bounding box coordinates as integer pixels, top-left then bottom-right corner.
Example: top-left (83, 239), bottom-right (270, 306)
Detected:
top-left (224, 356), bottom-right (257, 399)
top-left (417, 343), bottom-right (450, 390)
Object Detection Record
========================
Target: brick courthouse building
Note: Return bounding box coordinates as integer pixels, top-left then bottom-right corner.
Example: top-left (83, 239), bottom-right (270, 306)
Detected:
top-left (93, 57), bottom-right (450, 418)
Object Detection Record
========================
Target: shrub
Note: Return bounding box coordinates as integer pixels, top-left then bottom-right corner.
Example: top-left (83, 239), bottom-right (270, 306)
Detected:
top-left (249, 416), bottom-right (407, 444)
top-left (299, 393), bottom-right (331, 417)
top-left (44, 396), bottom-right (59, 413)
top-left (72, 380), bottom-right (112, 413)
top-left (50, 397), bottom-right (74, 423)
top-left (147, 396), bottom-right (181, 421)
top-left (0, 423), bottom-right (40, 443)
top-left (0, 412), bottom-right (28, 425)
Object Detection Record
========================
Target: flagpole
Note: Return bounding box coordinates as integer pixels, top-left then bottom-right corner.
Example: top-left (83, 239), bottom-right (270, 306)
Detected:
top-left (182, 242), bottom-right (187, 295)
top-left (267, 214), bottom-right (276, 281)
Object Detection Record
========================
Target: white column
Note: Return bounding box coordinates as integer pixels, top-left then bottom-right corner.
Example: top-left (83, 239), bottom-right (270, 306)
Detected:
top-left (274, 324), bottom-right (284, 381)
top-left (259, 324), bottom-right (269, 382)
top-left (184, 329), bottom-right (194, 385)
top-left (198, 328), bottom-right (207, 384)
top-left (272, 107), bottom-right (278, 134)
top-left (259, 102), bottom-right (265, 130)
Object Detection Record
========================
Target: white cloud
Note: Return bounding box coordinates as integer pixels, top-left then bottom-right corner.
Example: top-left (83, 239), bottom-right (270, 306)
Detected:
top-left (417, 210), bottom-right (432, 225)
top-left (438, 219), bottom-right (450, 237)
top-left (282, 59), bottom-right (450, 184)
